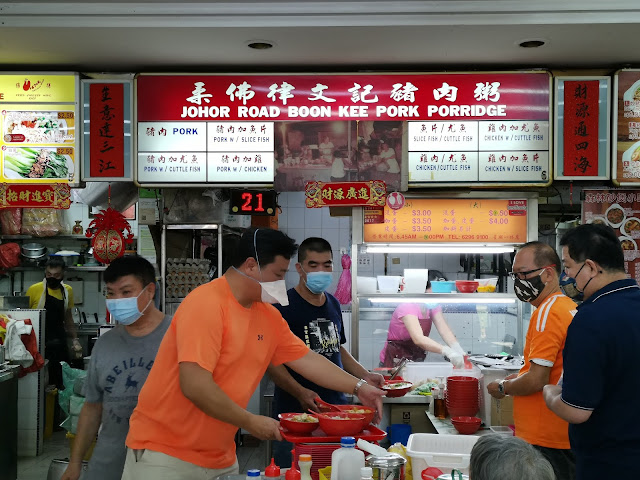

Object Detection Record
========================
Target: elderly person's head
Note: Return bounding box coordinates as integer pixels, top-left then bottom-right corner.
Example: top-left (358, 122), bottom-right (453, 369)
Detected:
top-left (470, 435), bottom-right (555, 480)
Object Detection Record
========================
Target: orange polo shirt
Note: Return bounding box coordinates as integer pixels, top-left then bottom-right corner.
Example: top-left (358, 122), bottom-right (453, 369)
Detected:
top-left (126, 277), bottom-right (309, 468)
top-left (513, 292), bottom-right (576, 449)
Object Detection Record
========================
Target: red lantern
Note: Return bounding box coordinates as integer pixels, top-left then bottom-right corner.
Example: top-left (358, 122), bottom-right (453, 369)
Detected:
top-left (86, 206), bottom-right (134, 264)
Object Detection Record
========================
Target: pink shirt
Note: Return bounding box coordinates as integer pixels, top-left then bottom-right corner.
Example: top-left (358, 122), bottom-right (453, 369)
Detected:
top-left (380, 304), bottom-right (442, 364)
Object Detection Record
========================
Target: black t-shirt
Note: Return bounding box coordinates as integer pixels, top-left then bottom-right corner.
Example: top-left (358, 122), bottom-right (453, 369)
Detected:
top-left (562, 279), bottom-right (640, 477)
top-left (273, 288), bottom-right (347, 415)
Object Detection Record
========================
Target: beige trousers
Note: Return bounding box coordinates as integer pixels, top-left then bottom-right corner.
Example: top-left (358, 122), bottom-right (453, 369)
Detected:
top-left (121, 448), bottom-right (239, 480)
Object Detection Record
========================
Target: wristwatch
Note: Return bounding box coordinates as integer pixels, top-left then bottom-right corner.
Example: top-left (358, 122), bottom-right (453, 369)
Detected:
top-left (353, 378), bottom-right (368, 395)
top-left (498, 379), bottom-right (508, 396)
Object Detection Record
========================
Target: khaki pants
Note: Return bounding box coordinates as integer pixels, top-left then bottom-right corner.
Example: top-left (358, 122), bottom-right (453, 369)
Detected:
top-left (121, 448), bottom-right (239, 480)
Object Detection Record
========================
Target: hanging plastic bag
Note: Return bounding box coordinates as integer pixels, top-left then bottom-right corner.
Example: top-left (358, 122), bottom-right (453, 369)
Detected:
top-left (0, 208), bottom-right (22, 235)
top-left (21, 208), bottom-right (67, 236)
top-left (334, 254), bottom-right (352, 305)
top-left (58, 361), bottom-right (87, 432)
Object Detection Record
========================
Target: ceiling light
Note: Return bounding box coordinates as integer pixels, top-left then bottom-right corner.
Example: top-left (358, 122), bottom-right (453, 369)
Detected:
top-left (519, 39), bottom-right (545, 48)
top-left (364, 244), bottom-right (515, 254)
top-left (247, 41), bottom-right (274, 50)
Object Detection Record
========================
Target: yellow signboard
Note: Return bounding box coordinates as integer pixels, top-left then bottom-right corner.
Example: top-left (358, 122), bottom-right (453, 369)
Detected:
top-left (364, 198), bottom-right (529, 243)
top-left (0, 74), bottom-right (76, 104)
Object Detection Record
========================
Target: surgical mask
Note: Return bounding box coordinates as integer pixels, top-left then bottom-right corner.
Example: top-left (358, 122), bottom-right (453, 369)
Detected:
top-left (513, 270), bottom-right (546, 303)
top-left (46, 277), bottom-right (62, 288)
top-left (302, 268), bottom-right (333, 294)
top-left (106, 285), bottom-right (152, 325)
top-left (559, 271), bottom-right (584, 302)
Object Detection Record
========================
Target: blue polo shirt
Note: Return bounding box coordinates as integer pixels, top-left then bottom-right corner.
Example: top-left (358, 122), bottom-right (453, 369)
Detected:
top-left (562, 278), bottom-right (640, 477)
top-left (272, 288), bottom-right (347, 416)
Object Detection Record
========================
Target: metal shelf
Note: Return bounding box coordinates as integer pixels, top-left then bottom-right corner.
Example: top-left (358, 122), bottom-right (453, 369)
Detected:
top-left (0, 235), bottom-right (92, 240)
top-left (164, 224), bottom-right (219, 230)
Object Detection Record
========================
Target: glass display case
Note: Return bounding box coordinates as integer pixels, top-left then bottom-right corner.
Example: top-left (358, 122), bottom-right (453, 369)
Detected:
top-left (349, 193), bottom-right (538, 370)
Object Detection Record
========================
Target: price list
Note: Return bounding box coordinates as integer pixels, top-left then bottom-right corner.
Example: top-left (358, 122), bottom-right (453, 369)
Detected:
top-left (364, 198), bottom-right (529, 243)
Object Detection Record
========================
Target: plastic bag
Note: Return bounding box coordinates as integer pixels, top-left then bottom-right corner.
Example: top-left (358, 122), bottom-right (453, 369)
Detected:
top-left (0, 208), bottom-right (22, 235)
top-left (0, 243), bottom-right (21, 272)
top-left (58, 361), bottom-right (87, 432)
top-left (388, 443), bottom-right (412, 480)
top-left (21, 208), bottom-right (67, 236)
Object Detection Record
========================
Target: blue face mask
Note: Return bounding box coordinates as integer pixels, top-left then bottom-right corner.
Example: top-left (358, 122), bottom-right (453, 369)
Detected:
top-left (106, 285), bottom-right (152, 325)
top-left (302, 269), bottom-right (333, 294)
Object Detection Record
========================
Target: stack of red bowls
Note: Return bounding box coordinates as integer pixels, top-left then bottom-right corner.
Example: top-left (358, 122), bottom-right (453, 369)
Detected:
top-left (445, 376), bottom-right (479, 417)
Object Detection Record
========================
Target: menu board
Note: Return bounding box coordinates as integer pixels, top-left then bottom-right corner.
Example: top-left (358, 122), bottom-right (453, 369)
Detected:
top-left (613, 70), bottom-right (640, 185)
top-left (0, 74), bottom-right (79, 185)
top-left (137, 120), bottom-right (274, 185)
top-left (364, 198), bottom-right (529, 243)
top-left (582, 189), bottom-right (640, 282)
top-left (408, 119), bottom-right (549, 184)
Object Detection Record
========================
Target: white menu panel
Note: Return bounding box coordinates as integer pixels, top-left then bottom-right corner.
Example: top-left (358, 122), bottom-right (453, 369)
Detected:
top-left (137, 152), bottom-right (207, 183)
top-left (138, 122), bottom-right (207, 151)
top-left (408, 121), bottom-right (478, 151)
top-left (207, 152), bottom-right (274, 182)
top-left (478, 120), bottom-right (549, 150)
top-left (478, 151), bottom-right (549, 182)
top-left (408, 151), bottom-right (479, 182)
top-left (207, 122), bottom-right (274, 152)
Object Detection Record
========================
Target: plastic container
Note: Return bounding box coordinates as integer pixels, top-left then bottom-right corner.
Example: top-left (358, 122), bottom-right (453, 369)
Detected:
top-left (430, 281), bottom-right (456, 293)
top-left (247, 469), bottom-right (261, 480)
top-left (489, 426), bottom-right (514, 436)
top-left (360, 467), bottom-right (373, 480)
top-left (406, 433), bottom-right (479, 476)
top-left (387, 423), bottom-right (412, 445)
top-left (377, 276), bottom-right (402, 293)
top-left (266, 458), bottom-right (281, 480)
top-left (299, 454), bottom-right (313, 480)
top-left (357, 277), bottom-right (377, 294)
top-left (331, 437), bottom-right (365, 480)
top-left (403, 269), bottom-right (429, 293)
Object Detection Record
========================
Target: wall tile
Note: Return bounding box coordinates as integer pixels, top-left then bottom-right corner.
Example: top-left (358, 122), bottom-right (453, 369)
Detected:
top-left (287, 208), bottom-right (305, 230)
top-left (304, 208), bottom-right (322, 229)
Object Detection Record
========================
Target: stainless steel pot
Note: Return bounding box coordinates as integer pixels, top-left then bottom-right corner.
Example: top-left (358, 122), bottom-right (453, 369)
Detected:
top-left (366, 453), bottom-right (406, 480)
top-left (21, 242), bottom-right (47, 258)
top-left (47, 459), bottom-right (89, 480)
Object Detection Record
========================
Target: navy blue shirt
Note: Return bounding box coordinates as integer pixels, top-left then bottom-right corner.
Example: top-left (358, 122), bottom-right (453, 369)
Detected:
top-left (273, 288), bottom-right (347, 415)
top-left (562, 279), bottom-right (640, 478)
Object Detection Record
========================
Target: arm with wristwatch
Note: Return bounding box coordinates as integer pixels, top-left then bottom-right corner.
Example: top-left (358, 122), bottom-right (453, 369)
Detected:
top-left (487, 363), bottom-right (551, 399)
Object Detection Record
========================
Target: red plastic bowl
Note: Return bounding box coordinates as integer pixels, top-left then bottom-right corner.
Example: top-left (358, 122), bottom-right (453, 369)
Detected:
top-left (451, 416), bottom-right (481, 435)
top-left (455, 280), bottom-right (479, 293)
top-left (279, 413), bottom-right (320, 434)
top-left (336, 405), bottom-right (376, 428)
top-left (317, 412), bottom-right (365, 436)
top-left (382, 380), bottom-right (414, 398)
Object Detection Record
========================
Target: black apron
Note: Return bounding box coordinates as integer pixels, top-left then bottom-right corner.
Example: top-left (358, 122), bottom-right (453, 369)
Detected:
top-left (44, 286), bottom-right (69, 389)
top-left (381, 340), bottom-right (427, 368)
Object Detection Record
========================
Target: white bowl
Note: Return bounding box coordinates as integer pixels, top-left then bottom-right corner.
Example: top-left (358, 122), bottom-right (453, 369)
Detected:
top-left (619, 236), bottom-right (637, 252)
top-left (621, 217), bottom-right (640, 238)
top-left (605, 203), bottom-right (626, 228)
top-left (357, 276), bottom-right (377, 294)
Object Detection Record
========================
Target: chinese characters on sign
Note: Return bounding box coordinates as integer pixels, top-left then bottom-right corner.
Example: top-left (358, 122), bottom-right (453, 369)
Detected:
top-left (90, 83), bottom-right (125, 177)
top-left (305, 181), bottom-right (387, 208)
top-left (363, 198), bottom-right (528, 243)
top-left (0, 183), bottom-right (70, 208)
top-left (562, 81), bottom-right (599, 176)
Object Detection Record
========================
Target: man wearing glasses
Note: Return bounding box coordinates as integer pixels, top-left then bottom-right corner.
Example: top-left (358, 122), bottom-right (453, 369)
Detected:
top-left (487, 241), bottom-right (577, 480)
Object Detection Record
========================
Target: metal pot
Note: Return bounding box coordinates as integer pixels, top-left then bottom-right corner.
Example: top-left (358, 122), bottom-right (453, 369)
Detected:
top-left (47, 459), bottom-right (89, 480)
top-left (366, 453), bottom-right (406, 480)
top-left (21, 242), bottom-right (47, 258)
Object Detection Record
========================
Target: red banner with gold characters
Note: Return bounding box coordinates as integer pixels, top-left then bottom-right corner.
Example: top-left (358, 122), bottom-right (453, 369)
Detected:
top-left (305, 181), bottom-right (386, 208)
top-left (90, 83), bottom-right (125, 177)
top-left (563, 80), bottom-right (599, 176)
top-left (0, 183), bottom-right (70, 208)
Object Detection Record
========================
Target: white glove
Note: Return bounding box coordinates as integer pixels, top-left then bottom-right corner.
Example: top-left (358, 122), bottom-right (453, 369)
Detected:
top-left (442, 345), bottom-right (465, 369)
top-left (451, 342), bottom-right (466, 356)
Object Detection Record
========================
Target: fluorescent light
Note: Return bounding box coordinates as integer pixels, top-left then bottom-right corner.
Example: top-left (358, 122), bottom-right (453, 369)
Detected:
top-left (365, 244), bottom-right (515, 254)
top-left (368, 296), bottom-right (516, 304)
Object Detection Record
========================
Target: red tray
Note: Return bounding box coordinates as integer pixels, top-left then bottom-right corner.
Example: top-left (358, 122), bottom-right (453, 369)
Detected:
top-left (280, 424), bottom-right (387, 443)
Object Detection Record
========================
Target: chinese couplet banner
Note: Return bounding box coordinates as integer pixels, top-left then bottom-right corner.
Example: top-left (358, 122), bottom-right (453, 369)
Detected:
top-left (563, 81), bottom-right (599, 176)
top-left (90, 83), bottom-right (125, 177)
top-left (305, 181), bottom-right (387, 208)
top-left (0, 183), bottom-right (70, 208)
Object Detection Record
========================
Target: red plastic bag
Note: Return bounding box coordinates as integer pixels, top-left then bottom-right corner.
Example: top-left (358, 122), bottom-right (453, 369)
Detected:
top-left (0, 208), bottom-right (22, 235)
top-left (18, 318), bottom-right (45, 378)
top-left (0, 242), bottom-right (21, 273)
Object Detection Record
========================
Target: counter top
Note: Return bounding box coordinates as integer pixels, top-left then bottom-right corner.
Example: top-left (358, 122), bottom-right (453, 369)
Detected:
top-left (0, 364), bottom-right (20, 383)
top-left (426, 411), bottom-right (493, 436)
top-left (382, 393), bottom-right (431, 404)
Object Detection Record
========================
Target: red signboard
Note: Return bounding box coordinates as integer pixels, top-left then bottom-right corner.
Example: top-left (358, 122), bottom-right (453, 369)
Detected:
top-left (0, 183), bottom-right (70, 208)
top-left (364, 206), bottom-right (385, 224)
top-left (90, 83), bottom-right (125, 177)
top-left (137, 73), bottom-right (550, 122)
top-left (305, 181), bottom-right (386, 208)
top-left (563, 81), bottom-right (599, 176)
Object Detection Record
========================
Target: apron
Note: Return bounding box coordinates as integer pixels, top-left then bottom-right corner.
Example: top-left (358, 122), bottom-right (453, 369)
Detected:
top-left (44, 287), bottom-right (69, 389)
top-left (381, 340), bottom-right (427, 368)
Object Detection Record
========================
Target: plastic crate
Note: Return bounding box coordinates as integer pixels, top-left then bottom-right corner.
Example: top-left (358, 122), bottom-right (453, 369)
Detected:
top-left (406, 433), bottom-right (479, 475)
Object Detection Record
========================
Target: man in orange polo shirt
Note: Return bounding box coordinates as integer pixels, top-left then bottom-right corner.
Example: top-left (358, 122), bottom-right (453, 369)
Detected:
top-left (121, 228), bottom-right (385, 480)
top-left (487, 241), bottom-right (577, 480)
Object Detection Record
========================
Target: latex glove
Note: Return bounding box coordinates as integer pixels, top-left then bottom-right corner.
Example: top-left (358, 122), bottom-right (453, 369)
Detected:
top-left (441, 345), bottom-right (464, 369)
top-left (72, 338), bottom-right (83, 359)
top-left (450, 342), bottom-right (466, 356)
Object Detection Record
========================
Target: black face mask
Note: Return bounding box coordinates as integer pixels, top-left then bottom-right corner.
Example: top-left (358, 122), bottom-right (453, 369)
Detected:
top-left (514, 271), bottom-right (545, 303)
top-left (46, 277), bottom-right (62, 288)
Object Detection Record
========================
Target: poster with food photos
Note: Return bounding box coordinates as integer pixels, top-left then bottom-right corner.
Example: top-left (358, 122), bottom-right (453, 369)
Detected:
top-left (582, 189), bottom-right (640, 282)
top-left (613, 70), bottom-right (640, 185)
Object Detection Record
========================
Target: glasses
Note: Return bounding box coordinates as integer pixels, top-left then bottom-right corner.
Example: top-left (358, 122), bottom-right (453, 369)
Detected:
top-left (509, 264), bottom-right (556, 281)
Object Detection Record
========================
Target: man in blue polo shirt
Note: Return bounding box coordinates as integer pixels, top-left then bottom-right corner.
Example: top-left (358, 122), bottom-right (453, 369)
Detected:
top-left (544, 223), bottom-right (640, 480)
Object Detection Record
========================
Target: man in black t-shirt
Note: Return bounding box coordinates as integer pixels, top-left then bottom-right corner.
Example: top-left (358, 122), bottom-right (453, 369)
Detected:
top-left (267, 237), bottom-right (384, 467)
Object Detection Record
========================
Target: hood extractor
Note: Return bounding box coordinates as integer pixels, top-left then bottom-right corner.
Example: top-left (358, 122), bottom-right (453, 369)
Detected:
top-left (72, 182), bottom-right (139, 212)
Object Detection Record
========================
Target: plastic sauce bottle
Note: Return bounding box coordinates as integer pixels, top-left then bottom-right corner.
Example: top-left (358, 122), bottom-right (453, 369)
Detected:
top-left (285, 450), bottom-right (301, 480)
top-left (360, 467), bottom-right (373, 480)
top-left (331, 437), bottom-right (365, 480)
top-left (298, 454), bottom-right (312, 480)
top-left (247, 469), bottom-right (261, 480)
top-left (265, 458), bottom-right (281, 480)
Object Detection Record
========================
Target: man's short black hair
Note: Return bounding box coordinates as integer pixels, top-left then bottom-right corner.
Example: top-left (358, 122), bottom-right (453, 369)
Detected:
top-left (298, 237), bottom-right (333, 263)
top-left (46, 256), bottom-right (66, 270)
top-left (104, 255), bottom-right (157, 288)
top-left (560, 223), bottom-right (625, 273)
top-left (231, 228), bottom-right (298, 268)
